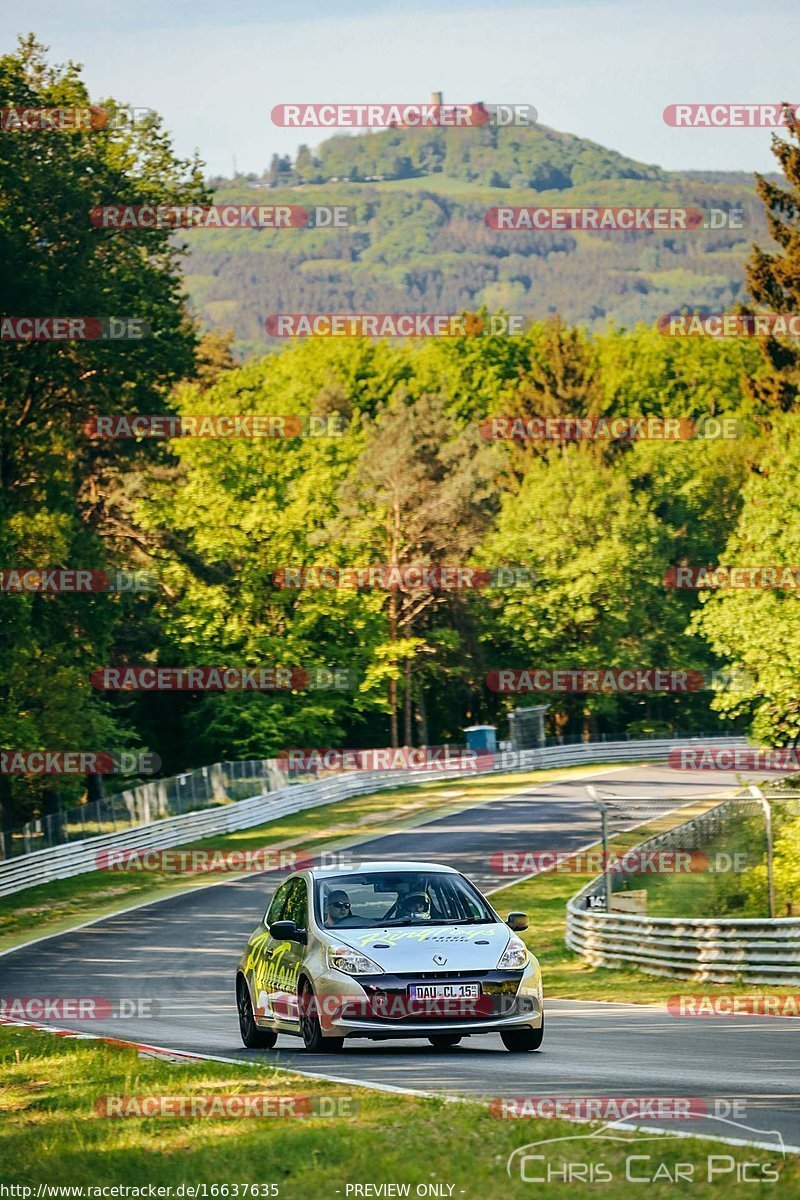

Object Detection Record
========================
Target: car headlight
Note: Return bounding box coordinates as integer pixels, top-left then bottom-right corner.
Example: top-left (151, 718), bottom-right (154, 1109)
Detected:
top-left (497, 937), bottom-right (529, 969)
top-left (327, 946), bottom-right (383, 975)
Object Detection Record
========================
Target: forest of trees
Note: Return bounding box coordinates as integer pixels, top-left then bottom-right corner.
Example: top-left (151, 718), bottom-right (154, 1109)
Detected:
top-left (2, 39), bottom-right (800, 833)
top-left (191, 114), bottom-right (767, 351)
top-left (185, 177), bottom-right (763, 354)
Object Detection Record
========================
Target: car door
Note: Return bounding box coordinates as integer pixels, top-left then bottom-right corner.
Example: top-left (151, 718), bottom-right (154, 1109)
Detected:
top-left (269, 876), bottom-right (310, 1025)
top-left (250, 877), bottom-right (293, 1021)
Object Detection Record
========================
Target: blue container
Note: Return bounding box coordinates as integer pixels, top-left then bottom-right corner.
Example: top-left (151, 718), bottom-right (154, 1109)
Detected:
top-left (464, 725), bottom-right (497, 753)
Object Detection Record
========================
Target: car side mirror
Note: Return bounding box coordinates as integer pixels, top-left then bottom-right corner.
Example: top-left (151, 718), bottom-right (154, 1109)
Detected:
top-left (269, 919), bottom-right (308, 945)
top-left (507, 912), bottom-right (529, 932)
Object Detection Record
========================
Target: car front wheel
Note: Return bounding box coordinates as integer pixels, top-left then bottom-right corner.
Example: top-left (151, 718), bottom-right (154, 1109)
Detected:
top-left (501, 1016), bottom-right (544, 1053)
top-left (299, 979), bottom-right (344, 1053)
top-left (237, 976), bottom-right (278, 1049)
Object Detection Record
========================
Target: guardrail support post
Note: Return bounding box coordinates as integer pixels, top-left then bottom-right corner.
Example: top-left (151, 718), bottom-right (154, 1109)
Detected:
top-left (749, 785), bottom-right (775, 920)
top-left (587, 785), bottom-right (611, 911)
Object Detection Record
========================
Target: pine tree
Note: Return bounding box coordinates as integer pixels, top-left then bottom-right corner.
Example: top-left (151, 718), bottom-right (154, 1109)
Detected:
top-left (745, 107), bottom-right (800, 412)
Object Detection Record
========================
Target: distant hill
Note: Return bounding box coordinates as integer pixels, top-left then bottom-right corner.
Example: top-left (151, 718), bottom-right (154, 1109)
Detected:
top-left (185, 121), bottom-right (770, 356)
top-left (252, 121), bottom-right (666, 190)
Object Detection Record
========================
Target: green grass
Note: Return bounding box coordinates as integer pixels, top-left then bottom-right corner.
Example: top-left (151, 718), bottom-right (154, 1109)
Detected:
top-left (0, 1026), bottom-right (795, 1196)
top-left (0, 763), bottom-right (623, 953)
top-left (627, 795), bottom-right (800, 920)
top-left (621, 815), bottom-right (768, 919)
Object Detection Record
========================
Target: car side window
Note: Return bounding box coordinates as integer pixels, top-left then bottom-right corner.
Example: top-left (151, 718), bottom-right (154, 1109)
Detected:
top-left (282, 877), bottom-right (308, 928)
top-left (265, 878), bottom-right (293, 927)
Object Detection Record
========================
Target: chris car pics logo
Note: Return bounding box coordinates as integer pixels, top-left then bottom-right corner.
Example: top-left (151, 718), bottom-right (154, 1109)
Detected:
top-left (507, 1119), bottom-right (784, 1184)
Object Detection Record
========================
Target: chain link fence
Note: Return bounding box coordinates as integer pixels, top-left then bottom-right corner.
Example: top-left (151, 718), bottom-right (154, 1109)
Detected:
top-left (2, 759), bottom-right (288, 861)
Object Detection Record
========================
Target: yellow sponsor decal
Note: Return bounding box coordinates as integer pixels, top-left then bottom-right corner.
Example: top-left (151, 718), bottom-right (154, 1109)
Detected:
top-left (349, 927), bottom-right (489, 948)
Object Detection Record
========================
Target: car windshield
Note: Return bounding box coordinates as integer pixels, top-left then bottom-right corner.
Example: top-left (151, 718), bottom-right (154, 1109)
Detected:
top-left (314, 871), bottom-right (496, 929)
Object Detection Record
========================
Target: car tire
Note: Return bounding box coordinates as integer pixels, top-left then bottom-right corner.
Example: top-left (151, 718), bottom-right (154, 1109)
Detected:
top-left (237, 976), bottom-right (278, 1049)
top-left (501, 1016), bottom-right (544, 1053)
top-left (428, 1035), bottom-right (462, 1049)
top-left (299, 979), bottom-right (344, 1053)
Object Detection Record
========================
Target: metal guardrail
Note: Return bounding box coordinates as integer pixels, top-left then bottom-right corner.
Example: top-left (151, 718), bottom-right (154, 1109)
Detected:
top-left (566, 785), bottom-right (800, 985)
top-left (0, 736), bottom-right (744, 899)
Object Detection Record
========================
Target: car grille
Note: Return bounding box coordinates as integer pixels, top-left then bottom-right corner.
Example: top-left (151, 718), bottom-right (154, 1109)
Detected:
top-left (347, 970), bottom-right (526, 1024)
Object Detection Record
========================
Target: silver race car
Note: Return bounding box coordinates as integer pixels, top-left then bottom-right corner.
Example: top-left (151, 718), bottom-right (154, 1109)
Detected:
top-left (236, 860), bottom-right (544, 1053)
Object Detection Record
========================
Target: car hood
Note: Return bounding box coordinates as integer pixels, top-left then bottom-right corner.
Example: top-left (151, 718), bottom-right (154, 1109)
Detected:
top-left (332, 922), bottom-right (512, 972)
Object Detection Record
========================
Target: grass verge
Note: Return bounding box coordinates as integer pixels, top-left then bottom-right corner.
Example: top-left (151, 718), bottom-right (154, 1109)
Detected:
top-left (493, 794), bottom-right (798, 1003)
top-left (0, 1025), bottom-right (795, 1197)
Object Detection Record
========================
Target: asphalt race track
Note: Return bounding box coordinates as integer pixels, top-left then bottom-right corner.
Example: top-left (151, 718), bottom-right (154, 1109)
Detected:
top-left (2, 764), bottom-right (798, 1152)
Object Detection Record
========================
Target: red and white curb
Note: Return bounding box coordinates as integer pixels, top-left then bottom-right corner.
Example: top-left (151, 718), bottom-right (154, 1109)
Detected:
top-left (0, 1015), bottom-right (209, 1062)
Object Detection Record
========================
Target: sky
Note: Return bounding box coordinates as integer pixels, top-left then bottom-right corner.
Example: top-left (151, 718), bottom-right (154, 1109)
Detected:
top-left (8, 0), bottom-right (799, 177)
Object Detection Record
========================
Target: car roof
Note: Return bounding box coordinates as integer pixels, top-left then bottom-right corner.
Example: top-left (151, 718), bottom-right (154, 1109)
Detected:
top-left (306, 860), bottom-right (460, 878)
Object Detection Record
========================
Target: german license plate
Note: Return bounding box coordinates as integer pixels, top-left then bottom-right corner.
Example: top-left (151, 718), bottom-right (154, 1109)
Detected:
top-left (408, 982), bottom-right (481, 1000)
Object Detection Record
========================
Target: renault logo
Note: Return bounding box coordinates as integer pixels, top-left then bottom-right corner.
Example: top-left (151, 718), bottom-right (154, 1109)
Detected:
top-left (433, 954), bottom-right (447, 966)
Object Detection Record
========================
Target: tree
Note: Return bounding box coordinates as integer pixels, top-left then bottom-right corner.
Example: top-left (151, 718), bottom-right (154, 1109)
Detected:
top-left (131, 339), bottom-right (412, 764)
top-left (336, 389), bottom-right (501, 745)
top-left (744, 107), bottom-right (800, 413)
top-left (295, 144), bottom-right (319, 183)
top-left (194, 330), bottom-right (238, 389)
top-left (498, 318), bottom-right (605, 475)
top-left (0, 36), bottom-right (208, 827)
top-left (478, 447), bottom-right (693, 739)
top-left (692, 414), bottom-right (800, 746)
top-left (267, 153), bottom-right (292, 186)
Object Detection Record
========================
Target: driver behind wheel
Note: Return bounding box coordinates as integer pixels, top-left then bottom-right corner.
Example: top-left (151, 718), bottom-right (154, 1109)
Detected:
top-left (397, 891), bottom-right (432, 921)
top-left (323, 888), bottom-right (353, 926)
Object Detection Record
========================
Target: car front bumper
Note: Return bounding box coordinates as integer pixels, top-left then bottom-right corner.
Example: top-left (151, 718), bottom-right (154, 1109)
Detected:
top-left (311, 964), bottom-right (544, 1038)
